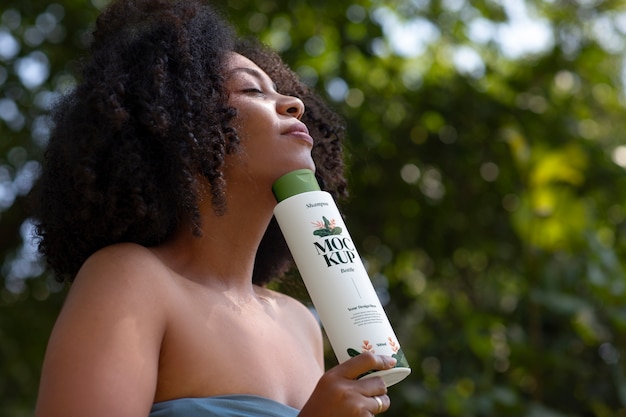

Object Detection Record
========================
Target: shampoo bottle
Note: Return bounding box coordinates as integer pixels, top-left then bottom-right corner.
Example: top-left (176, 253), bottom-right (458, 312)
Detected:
top-left (272, 169), bottom-right (410, 387)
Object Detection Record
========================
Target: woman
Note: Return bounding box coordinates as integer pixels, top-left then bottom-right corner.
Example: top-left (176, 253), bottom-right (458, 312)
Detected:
top-left (33, 0), bottom-right (396, 416)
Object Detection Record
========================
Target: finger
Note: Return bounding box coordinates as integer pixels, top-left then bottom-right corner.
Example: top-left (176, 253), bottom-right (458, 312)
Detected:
top-left (337, 352), bottom-right (397, 380)
top-left (359, 374), bottom-right (387, 397)
top-left (371, 394), bottom-right (390, 414)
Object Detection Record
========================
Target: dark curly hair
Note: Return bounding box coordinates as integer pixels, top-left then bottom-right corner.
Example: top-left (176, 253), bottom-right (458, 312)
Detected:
top-left (32, 0), bottom-right (347, 285)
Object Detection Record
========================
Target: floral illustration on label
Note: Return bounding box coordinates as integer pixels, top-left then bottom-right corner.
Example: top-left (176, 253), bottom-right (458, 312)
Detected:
top-left (312, 216), bottom-right (342, 237)
top-left (388, 337), bottom-right (399, 354)
top-left (361, 340), bottom-right (375, 353)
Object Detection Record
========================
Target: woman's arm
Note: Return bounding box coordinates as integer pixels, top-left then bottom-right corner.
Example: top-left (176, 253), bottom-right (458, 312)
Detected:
top-left (35, 244), bottom-right (167, 417)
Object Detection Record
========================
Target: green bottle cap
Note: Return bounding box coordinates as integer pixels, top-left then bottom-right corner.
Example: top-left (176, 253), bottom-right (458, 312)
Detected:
top-left (272, 169), bottom-right (321, 202)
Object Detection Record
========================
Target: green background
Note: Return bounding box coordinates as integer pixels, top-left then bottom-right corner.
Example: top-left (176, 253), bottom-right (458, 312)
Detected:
top-left (3, 0), bottom-right (626, 415)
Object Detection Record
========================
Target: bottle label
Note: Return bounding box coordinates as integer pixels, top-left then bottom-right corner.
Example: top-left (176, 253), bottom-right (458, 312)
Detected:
top-left (274, 191), bottom-right (410, 374)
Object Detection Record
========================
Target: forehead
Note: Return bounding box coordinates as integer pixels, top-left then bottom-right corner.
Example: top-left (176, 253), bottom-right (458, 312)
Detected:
top-left (225, 52), bottom-right (258, 70)
top-left (225, 53), bottom-right (272, 82)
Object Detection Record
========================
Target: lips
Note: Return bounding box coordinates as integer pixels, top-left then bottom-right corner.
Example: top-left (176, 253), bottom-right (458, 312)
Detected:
top-left (283, 122), bottom-right (314, 146)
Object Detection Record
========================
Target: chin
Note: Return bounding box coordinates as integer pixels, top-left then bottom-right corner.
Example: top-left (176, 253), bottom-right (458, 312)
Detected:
top-left (294, 161), bottom-right (316, 174)
top-left (283, 157), bottom-right (316, 174)
top-left (269, 162), bottom-right (315, 183)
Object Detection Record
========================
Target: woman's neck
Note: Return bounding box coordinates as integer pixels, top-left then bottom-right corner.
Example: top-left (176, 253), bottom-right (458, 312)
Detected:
top-left (153, 182), bottom-right (277, 292)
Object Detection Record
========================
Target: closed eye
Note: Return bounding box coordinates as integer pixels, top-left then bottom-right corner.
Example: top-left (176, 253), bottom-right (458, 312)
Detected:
top-left (242, 88), bottom-right (265, 95)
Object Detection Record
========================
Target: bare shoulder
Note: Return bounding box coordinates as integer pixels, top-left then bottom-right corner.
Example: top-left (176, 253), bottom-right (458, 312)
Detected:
top-left (78, 242), bottom-right (169, 282)
top-left (64, 241), bottom-right (169, 308)
top-left (59, 242), bottom-right (173, 321)
top-left (69, 242), bottom-right (174, 302)
top-left (36, 243), bottom-right (170, 417)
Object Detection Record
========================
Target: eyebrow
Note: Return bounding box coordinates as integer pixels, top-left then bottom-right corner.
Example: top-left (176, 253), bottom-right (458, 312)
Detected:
top-left (227, 67), bottom-right (278, 91)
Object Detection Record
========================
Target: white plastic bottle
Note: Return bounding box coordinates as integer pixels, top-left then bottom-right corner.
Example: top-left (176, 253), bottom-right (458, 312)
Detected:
top-left (272, 169), bottom-right (411, 387)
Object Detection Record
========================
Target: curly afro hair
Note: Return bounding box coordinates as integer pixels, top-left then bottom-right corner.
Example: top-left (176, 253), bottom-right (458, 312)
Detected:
top-left (32, 0), bottom-right (347, 285)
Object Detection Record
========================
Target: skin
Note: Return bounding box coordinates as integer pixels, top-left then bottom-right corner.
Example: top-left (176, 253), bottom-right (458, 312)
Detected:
top-left (35, 53), bottom-right (394, 417)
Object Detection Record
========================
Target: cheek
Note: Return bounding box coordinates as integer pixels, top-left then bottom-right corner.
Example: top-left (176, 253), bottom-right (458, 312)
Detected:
top-left (230, 106), bottom-right (263, 137)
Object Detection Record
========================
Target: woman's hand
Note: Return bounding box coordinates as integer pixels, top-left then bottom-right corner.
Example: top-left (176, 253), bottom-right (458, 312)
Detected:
top-left (298, 352), bottom-right (396, 417)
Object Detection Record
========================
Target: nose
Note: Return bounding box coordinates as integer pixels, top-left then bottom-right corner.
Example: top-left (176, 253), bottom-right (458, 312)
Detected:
top-left (278, 94), bottom-right (305, 119)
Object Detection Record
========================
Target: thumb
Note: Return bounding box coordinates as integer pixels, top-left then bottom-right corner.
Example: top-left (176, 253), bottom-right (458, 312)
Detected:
top-left (336, 352), bottom-right (397, 380)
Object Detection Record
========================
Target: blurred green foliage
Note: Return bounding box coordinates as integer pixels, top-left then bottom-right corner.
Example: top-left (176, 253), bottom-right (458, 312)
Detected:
top-left (2, 0), bottom-right (626, 416)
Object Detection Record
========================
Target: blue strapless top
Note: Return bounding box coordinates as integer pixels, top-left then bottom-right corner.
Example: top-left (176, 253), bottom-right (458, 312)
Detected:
top-left (150, 394), bottom-right (300, 417)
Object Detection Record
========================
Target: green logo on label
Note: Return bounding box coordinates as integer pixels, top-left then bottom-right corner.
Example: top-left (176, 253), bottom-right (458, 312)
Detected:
top-left (312, 216), bottom-right (343, 237)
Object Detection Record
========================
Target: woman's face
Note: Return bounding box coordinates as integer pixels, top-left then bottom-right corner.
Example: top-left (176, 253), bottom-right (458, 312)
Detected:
top-left (224, 53), bottom-right (315, 188)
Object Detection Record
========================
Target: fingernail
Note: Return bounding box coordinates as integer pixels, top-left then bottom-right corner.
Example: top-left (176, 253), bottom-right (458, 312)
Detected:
top-left (388, 357), bottom-right (397, 367)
